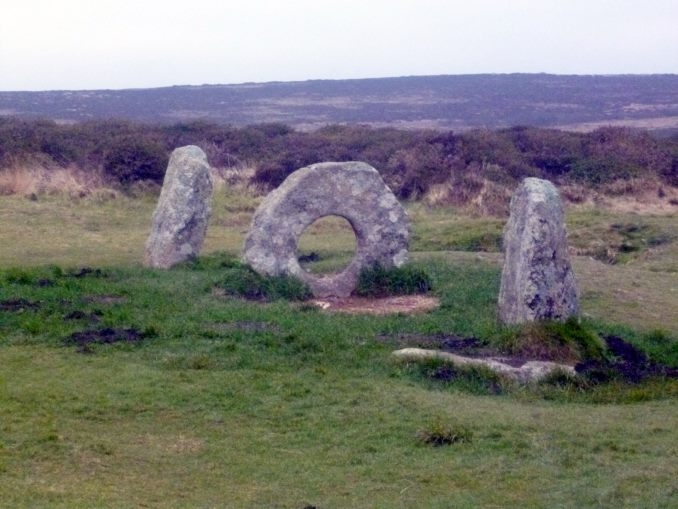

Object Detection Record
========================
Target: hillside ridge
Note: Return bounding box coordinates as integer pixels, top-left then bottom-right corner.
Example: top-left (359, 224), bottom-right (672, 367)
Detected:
top-left (2, 74), bottom-right (678, 133)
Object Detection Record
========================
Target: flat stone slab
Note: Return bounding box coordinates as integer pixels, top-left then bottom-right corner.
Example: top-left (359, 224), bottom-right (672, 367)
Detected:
top-left (243, 161), bottom-right (410, 298)
top-left (392, 347), bottom-right (575, 383)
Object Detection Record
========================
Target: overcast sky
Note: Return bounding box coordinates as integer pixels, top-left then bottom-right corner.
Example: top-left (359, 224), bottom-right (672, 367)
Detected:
top-left (2, 0), bottom-right (677, 91)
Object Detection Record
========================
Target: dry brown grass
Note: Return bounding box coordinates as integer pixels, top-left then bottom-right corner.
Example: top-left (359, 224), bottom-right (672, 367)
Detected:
top-left (558, 115), bottom-right (678, 132)
top-left (424, 176), bottom-right (511, 217)
top-left (3, 162), bottom-right (678, 220)
top-left (553, 177), bottom-right (678, 215)
top-left (421, 174), bottom-right (678, 218)
top-left (0, 163), bottom-right (111, 198)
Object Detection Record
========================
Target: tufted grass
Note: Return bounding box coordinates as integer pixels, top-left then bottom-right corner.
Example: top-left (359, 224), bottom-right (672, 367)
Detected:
top-left (0, 191), bottom-right (677, 507)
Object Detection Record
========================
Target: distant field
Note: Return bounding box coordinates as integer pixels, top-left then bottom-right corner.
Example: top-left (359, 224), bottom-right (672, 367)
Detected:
top-left (558, 115), bottom-right (678, 133)
top-left (3, 74), bottom-right (678, 133)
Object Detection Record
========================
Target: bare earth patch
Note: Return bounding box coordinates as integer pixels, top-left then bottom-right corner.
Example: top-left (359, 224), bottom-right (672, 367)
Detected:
top-left (0, 298), bottom-right (41, 311)
top-left (309, 295), bottom-right (439, 315)
top-left (63, 327), bottom-right (146, 353)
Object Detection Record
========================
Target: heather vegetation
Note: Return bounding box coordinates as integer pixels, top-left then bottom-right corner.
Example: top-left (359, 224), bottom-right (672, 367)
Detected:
top-left (2, 118), bottom-right (678, 208)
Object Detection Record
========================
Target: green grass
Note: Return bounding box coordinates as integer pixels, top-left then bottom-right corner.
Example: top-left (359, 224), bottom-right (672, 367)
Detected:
top-left (408, 203), bottom-right (505, 252)
top-left (1, 193), bottom-right (678, 507)
top-left (0, 193), bottom-right (152, 267)
top-left (0, 186), bottom-right (253, 267)
top-left (355, 263), bottom-right (432, 298)
top-left (296, 215), bottom-right (357, 274)
top-left (566, 208), bottom-right (678, 268)
top-left (216, 258), bottom-right (312, 301)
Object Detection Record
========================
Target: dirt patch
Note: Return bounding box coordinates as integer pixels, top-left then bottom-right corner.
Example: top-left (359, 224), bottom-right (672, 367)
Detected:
top-left (64, 327), bottom-right (147, 353)
top-left (310, 295), bottom-right (439, 315)
top-left (64, 310), bottom-right (103, 322)
top-left (0, 298), bottom-right (40, 311)
top-left (576, 334), bottom-right (678, 383)
top-left (69, 267), bottom-right (107, 278)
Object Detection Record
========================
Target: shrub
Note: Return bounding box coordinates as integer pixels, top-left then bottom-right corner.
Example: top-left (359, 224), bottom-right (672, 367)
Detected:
top-left (3, 118), bottom-right (678, 196)
top-left (218, 263), bottom-right (311, 301)
top-left (568, 157), bottom-right (641, 185)
top-left (417, 417), bottom-right (473, 446)
top-left (263, 274), bottom-right (313, 301)
top-left (103, 138), bottom-right (169, 184)
top-left (354, 263), bottom-right (432, 298)
top-left (662, 154), bottom-right (678, 186)
top-left (219, 266), bottom-right (266, 300)
top-left (385, 141), bottom-right (448, 199)
top-left (504, 125), bottom-right (584, 177)
top-left (251, 161), bottom-right (292, 190)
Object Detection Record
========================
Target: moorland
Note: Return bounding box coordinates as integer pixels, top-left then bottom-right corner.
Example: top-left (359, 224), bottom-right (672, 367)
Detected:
top-left (3, 74), bottom-right (678, 133)
top-left (1, 76), bottom-right (678, 507)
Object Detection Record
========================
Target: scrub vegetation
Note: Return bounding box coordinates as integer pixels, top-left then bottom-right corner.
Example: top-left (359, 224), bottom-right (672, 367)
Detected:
top-left (2, 118), bottom-right (678, 208)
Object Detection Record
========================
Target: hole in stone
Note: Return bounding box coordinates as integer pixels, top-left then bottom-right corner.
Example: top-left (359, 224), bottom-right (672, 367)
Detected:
top-left (297, 215), bottom-right (357, 275)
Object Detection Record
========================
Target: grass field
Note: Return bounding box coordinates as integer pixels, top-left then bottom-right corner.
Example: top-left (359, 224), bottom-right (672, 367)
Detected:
top-left (1, 187), bottom-right (677, 508)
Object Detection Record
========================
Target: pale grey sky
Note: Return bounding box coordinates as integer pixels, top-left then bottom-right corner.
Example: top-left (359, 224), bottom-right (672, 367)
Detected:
top-left (2, 0), bottom-right (677, 91)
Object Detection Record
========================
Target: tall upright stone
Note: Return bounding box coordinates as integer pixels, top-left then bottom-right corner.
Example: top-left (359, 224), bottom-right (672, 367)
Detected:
top-left (498, 177), bottom-right (579, 324)
top-left (144, 145), bottom-right (213, 268)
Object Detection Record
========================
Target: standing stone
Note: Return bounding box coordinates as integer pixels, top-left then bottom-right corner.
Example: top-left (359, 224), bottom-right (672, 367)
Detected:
top-left (498, 177), bottom-right (579, 324)
top-left (144, 145), bottom-right (213, 268)
top-left (243, 161), bottom-right (409, 298)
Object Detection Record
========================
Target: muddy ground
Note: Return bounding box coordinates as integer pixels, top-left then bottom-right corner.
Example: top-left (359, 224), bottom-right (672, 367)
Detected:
top-left (63, 327), bottom-right (146, 353)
